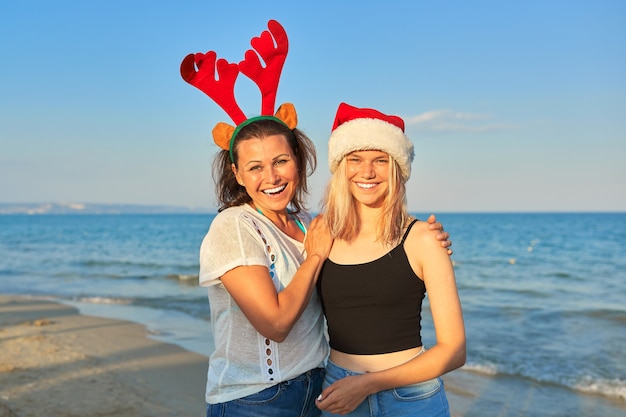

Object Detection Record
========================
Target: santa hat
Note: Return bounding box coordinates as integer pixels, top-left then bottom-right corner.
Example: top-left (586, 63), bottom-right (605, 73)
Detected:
top-left (328, 103), bottom-right (414, 180)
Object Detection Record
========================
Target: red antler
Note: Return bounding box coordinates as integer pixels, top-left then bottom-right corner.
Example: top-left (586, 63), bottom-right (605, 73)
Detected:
top-left (180, 51), bottom-right (247, 125)
top-left (238, 19), bottom-right (289, 116)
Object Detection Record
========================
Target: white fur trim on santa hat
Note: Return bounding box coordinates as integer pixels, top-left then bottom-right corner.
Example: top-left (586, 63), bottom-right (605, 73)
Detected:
top-left (328, 118), bottom-right (414, 180)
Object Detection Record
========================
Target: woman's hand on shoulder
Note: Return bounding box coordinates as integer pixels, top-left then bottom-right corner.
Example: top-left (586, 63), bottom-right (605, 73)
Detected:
top-left (304, 214), bottom-right (334, 261)
top-left (427, 214), bottom-right (452, 255)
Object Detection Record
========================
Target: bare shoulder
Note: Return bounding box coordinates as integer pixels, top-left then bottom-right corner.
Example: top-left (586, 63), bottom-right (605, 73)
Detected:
top-left (404, 220), bottom-right (449, 253)
top-left (405, 220), bottom-right (437, 241)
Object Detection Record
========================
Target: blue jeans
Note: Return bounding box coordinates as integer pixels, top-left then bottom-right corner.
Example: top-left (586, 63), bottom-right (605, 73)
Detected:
top-left (206, 367), bottom-right (324, 417)
top-left (320, 359), bottom-right (450, 417)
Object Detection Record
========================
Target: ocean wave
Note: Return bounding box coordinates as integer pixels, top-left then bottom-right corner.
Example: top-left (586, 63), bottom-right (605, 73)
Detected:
top-left (463, 360), bottom-right (626, 401)
top-left (575, 376), bottom-right (626, 401)
top-left (550, 271), bottom-right (573, 279)
top-left (461, 362), bottom-right (498, 376)
top-left (589, 308), bottom-right (626, 325)
top-left (557, 307), bottom-right (626, 325)
top-left (79, 259), bottom-right (164, 269)
top-left (165, 274), bottom-right (198, 282)
top-left (71, 296), bottom-right (133, 305)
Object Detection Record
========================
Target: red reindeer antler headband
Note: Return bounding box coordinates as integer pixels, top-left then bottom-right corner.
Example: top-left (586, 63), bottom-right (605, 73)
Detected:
top-left (180, 20), bottom-right (297, 159)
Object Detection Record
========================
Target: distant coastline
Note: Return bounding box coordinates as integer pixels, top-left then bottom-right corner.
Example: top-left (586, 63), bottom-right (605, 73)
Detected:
top-left (0, 202), bottom-right (215, 215)
top-left (1, 202), bottom-right (623, 215)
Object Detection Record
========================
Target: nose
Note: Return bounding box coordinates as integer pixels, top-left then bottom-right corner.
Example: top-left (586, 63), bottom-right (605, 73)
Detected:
top-left (265, 165), bottom-right (280, 183)
top-left (359, 162), bottom-right (375, 179)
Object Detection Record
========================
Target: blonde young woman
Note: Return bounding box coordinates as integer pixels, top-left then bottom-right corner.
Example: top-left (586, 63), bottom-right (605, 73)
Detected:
top-left (315, 103), bottom-right (466, 416)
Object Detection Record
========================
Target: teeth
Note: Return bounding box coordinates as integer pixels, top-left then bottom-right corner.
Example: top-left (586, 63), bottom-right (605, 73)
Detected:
top-left (263, 184), bottom-right (287, 195)
top-left (357, 183), bottom-right (376, 189)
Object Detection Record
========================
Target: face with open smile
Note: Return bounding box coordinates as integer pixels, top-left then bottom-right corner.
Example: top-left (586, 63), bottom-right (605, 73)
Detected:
top-left (345, 150), bottom-right (390, 208)
top-left (232, 134), bottom-right (299, 214)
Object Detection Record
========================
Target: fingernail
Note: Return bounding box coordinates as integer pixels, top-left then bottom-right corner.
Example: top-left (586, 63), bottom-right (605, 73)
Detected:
top-left (317, 394), bottom-right (323, 401)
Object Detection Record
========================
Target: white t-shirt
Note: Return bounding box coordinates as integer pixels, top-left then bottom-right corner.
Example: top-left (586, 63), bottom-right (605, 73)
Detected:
top-left (199, 204), bottom-right (328, 404)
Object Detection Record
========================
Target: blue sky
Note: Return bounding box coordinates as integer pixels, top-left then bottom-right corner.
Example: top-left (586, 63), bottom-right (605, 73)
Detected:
top-left (1, 0), bottom-right (624, 212)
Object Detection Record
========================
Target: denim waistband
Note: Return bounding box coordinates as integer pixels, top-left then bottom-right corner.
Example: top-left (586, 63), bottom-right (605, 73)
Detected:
top-left (289, 367), bottom-right (324, 382)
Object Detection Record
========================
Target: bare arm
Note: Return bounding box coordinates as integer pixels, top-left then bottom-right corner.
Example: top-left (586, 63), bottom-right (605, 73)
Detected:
top-left (220, 215), bottom-right (332, 342)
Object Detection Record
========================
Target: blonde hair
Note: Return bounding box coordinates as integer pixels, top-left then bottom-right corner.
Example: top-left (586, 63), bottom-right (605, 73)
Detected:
top-left (322, 154), bottom-right (412, 245)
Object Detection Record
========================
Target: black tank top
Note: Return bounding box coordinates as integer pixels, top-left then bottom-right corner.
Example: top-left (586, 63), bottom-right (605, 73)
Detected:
top-left (316, 220), bottom-right (426, 355)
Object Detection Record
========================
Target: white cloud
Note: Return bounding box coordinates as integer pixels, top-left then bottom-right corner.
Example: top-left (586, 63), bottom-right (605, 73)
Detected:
top-left (405, 109), bottom-right (516, 133)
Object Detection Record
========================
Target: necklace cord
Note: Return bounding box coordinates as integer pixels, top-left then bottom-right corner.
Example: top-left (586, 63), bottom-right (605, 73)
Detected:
top-left (255, 206), bottom-right (306, 234)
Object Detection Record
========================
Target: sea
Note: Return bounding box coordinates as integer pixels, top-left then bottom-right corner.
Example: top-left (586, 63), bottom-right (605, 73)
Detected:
top-left (1, 212), bottom-right (624, 416)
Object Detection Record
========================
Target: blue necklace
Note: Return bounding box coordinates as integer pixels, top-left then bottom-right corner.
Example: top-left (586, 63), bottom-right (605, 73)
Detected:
top-left (255, 206), bottom-right (306, 234)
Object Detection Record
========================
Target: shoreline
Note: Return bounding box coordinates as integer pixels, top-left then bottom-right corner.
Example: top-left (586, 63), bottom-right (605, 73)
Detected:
top-left (2, 295), bottom-right (625, 417)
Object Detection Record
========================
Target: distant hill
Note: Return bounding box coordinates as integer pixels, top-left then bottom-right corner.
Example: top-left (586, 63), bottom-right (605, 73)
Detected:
top-left (0, 202), bottom-right (214, 215)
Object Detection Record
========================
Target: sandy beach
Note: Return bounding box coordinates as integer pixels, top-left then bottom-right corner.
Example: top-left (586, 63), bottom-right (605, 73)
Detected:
top-left (2, 295), bottom-right (625, 417)
top-left (0, 295), bottom-right (207, 417)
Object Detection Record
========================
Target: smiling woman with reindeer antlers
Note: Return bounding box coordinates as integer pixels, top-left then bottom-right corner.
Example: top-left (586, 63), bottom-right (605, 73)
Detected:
top-left (181, 20), bottom-right (451, 417)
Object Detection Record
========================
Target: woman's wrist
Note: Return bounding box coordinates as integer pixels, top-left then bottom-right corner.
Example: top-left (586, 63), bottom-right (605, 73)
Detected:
top-left (306, 253), bottom-right (323, 264)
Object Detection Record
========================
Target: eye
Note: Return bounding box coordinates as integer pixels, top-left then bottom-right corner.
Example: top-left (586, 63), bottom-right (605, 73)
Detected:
top-left (248, 165), bottom-right (262, 172)
top-left (274, 158), bottom-right (288, 166)
top-left (375, 158), bottom-right (389, 165)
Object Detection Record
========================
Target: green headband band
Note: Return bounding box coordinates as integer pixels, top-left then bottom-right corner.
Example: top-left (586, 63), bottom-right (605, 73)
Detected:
top-left (229, 115), bottom-right (289, 162)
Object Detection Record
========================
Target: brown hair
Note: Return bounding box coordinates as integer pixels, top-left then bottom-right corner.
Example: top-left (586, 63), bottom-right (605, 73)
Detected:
top-left (212, 118), bottom-right (317, 213)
